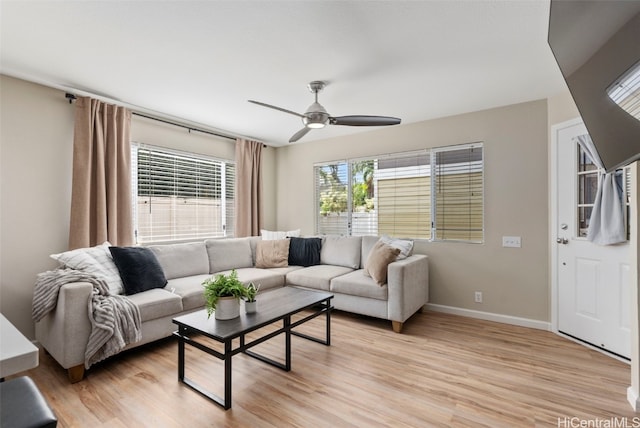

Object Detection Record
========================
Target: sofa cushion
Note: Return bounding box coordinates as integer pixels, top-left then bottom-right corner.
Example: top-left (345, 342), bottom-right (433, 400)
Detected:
top-left (363, 240), bottom-right (400, 286)
top-left (149, 242), bottom-right (209, 280)
top-left (330, 270), bottom-right (388, 300)
top-left (360, 236), bottom-right (380, 269)
top-left (206, 238), bottom-right (253, 273)
top-left (320, 236), bottom-right (362, 269)
top-left (379, 235), bottom-right (414, 260)
top-left (255, 239), bottom-right (290, 268)
top-left (165, 274), bottom-right (211, 311)
top-left (125, 289), bottom-right (183, 322)
top-left (260, 229), bottom-right (300, 240)
top-left (288, 237), bottom-right (322, 267)
top-left (286, 265), bottom-right (354, 291)
top-left (214, 268), bottom-right (286, 292)
top-left (50, 241), bottom-right (124, 295)
top-left (109, 247), bottom-right (168, 295)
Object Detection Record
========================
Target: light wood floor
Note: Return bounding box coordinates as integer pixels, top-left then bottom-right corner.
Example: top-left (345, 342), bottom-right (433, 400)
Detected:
top-left (17, 310), bottom-right (637, 427)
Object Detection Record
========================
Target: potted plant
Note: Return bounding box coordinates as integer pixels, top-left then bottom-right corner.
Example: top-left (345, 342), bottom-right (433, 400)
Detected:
top-left (244, 283), bottom-right (260, 313)
top-left (202, 269), bottom-right (248, 320)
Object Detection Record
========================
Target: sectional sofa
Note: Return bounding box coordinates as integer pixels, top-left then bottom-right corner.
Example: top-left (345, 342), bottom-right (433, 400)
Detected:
top-left (35, 235), bottom-right (429, 382)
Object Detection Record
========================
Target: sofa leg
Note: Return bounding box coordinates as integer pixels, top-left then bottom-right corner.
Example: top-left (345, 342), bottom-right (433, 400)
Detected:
top-left (392, 321), bottom-right (403, 333)
top-left (67, 364), bottom-right (85, 383)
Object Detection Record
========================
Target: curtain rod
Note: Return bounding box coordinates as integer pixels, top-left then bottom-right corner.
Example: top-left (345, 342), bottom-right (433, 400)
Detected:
top-left (64, 93), bottom-right (244, 143)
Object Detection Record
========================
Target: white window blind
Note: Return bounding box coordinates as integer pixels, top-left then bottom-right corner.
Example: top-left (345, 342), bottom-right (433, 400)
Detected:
top-left (132, 144), bottom-right (235, 244)
top-left (432, 144), bottom-right (484, 242)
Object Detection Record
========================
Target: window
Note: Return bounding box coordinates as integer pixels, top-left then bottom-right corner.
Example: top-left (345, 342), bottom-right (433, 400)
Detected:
top-left (576, 142), bottom-right (630, 239)
top-left (314, 143), bottom-right (483, 242)
top-left (576, 144), bottom-right (598, 237)
top-left (132, 144), bottom-right (235, 244)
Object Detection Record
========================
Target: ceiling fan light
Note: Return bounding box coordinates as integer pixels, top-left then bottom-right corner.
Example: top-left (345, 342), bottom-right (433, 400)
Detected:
top-left (307, 122), bottom-right (326, 129)
top-left (303, 110), bottom-right (329, 128)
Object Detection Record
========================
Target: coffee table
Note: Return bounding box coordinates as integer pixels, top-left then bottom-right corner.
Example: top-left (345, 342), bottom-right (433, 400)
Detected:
top-left (172, 287), bottom-right (333, 409)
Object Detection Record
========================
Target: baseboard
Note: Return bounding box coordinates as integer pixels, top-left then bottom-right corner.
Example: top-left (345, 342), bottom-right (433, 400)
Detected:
top-left (424, 303), bottom-right (551, 331)
top-left (628, 387), bottom-right (640, 412)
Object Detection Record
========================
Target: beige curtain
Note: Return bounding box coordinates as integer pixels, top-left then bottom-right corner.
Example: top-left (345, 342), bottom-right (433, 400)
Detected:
top-left (68, 97), bottom-right (133, 249)
top-left (235, 139), bottom-right (263, 237)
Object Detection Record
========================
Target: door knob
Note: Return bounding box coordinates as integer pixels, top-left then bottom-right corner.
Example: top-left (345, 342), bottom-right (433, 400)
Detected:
top-left (556, 237), bottom-right (568, 244)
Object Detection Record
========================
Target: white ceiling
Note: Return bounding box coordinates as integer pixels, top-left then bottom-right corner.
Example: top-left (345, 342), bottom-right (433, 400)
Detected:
top-left (0, 1), bottom-right (566, 146)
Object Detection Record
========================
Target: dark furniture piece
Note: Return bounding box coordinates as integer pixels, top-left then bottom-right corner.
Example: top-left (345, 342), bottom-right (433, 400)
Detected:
top-left (0, 376), bottom-right (57, 428)
top-left (173, 287), bottom-right (333, 410)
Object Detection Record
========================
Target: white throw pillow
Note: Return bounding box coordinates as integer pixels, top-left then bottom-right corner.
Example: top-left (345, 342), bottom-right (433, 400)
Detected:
top-left (379, 235), bottom-right (414, 260)
top-left (51, 242), bottom-right (124, 295)
top-left (260, 229), bottom-right (301, 240)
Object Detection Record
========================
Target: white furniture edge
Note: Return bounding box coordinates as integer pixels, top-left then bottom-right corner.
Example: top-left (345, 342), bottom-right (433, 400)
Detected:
top-left (0, 314), bottom-right (39, 378)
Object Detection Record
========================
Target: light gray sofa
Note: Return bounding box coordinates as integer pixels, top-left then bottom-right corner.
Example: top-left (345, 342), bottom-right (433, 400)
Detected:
top-left (35, 235), bottom-right (429, 382)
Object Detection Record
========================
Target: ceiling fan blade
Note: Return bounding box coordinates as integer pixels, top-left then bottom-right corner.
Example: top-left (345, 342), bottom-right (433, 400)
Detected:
top-left (330, 115), bottom-right (401, 126)
top-left (289, 127), bottom-right (311, 143)
top-left (248, 100), bottom-right (304, 118)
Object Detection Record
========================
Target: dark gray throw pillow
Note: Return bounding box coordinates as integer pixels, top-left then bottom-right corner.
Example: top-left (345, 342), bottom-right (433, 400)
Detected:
top-left (288, 237), bottom-right (322, 267)
top-left (109, 246), bottom-right (168, 295)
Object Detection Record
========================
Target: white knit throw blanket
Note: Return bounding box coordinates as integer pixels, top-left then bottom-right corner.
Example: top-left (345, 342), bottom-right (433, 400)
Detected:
top-left (33, 269), bottom-right (141, 369)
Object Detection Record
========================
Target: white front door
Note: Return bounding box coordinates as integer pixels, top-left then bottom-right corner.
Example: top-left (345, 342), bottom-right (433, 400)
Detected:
top-left (553, 119), bottom-right (631, 359)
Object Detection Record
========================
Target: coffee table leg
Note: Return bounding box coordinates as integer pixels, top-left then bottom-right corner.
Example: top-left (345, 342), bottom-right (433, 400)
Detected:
top-left (284, 316), bottom-right (291, 371)
top-left (178, 327), bottom-right (185, 381)
top-left (224, 340), bottom-right (232, 409)
top-left (325, 299), bottom-right (331, 346)
top-left (223, 340), bottom-right (232, 409)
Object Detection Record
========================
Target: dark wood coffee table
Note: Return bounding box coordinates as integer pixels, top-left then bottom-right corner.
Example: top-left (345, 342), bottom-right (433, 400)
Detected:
top-left (172, 287), bottom-right (333, 409)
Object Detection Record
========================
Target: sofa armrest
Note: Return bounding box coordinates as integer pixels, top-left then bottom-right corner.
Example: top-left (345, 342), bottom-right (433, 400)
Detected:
top-left (386, 254), bottom-right (429, 323)
top-left (35, 282), bottom-right (92, 370)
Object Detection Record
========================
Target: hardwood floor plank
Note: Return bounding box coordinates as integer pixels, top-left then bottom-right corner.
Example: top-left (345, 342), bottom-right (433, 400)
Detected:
top-left (15, 311), bottom-right (637, 427)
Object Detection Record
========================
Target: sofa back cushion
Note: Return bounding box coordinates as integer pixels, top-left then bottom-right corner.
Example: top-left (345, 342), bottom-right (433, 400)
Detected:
top-left (149, 242), bottom-right (209, 280)
top-left (320, 236), bottom-right (362, 269)
top-left (206, 238), bottom-right (253, 273)
top-left (360, 236), bottom-right (380, 268)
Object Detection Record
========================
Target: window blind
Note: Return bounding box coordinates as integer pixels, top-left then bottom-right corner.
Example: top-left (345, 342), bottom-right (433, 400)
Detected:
top-left (375, 151), bottom-right (431, 239)
top-left (432, 144), bottom-right (484, 242)
top-left (132, 144), bottom-right (235, 244)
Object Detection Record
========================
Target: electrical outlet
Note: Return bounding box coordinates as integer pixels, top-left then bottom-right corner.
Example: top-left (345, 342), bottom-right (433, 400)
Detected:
top-left (474, 291), bottom-right (483, 303)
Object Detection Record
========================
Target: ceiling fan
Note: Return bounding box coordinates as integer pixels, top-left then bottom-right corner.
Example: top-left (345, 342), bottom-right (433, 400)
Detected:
top-left (249, 81), bottom-right (401, 143)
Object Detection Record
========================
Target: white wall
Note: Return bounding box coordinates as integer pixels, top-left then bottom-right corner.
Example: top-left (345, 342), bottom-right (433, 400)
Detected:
top-left (276, 100), bottom-right (550, 322)
top-left (1, 75), bottom-right (75, 337)
top-left (0, 75), bottom-right (277, 337)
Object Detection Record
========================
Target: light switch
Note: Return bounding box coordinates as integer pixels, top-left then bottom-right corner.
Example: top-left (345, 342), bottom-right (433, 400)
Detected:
top-left (502, 236), bottom-right (521, 248)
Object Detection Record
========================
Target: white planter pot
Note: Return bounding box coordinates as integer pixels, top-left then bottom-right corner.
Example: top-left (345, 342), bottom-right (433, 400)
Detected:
top-left (215, 296), bottom-right (240, 320)
top-left (245, 301), bottom-right (257, 314)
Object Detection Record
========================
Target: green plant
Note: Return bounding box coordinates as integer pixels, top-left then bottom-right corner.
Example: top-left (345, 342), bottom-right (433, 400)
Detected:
top-left (202, 269), bottom-right (248, 318)
top-left (245, 283), bottom-right (260, 302)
